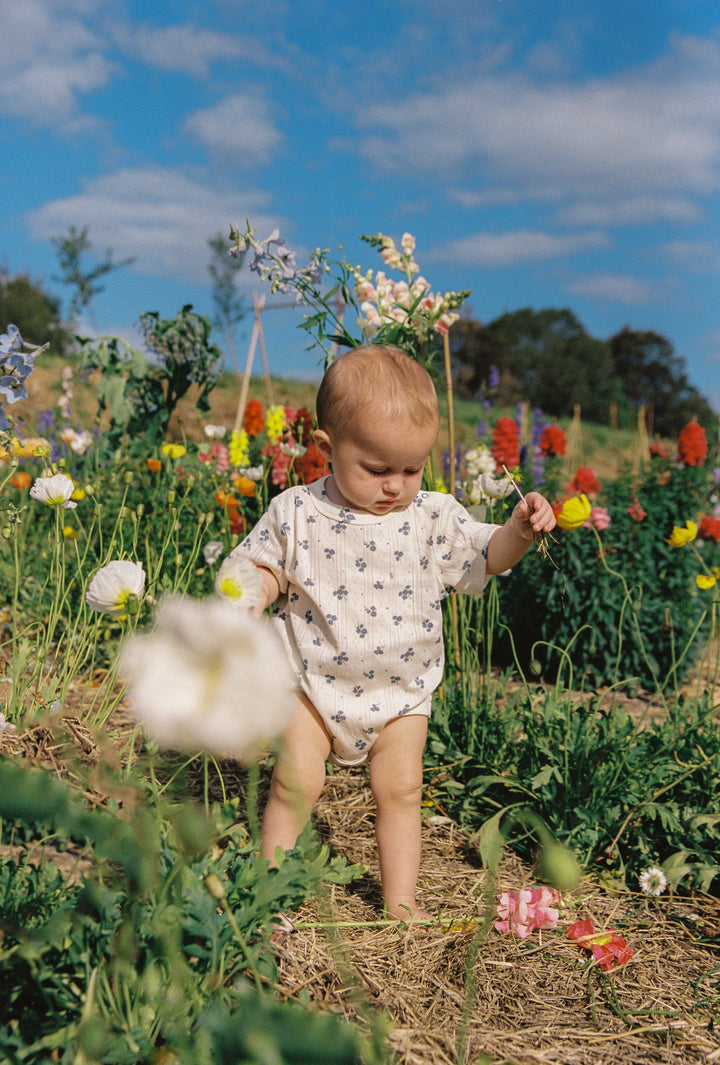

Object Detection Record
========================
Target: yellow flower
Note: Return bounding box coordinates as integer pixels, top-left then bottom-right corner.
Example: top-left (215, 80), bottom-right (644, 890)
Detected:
top-left (161, 443), bottom-right (187, 459)
top-left (63, 526), bottom-right (80, 540)
top-left (666, 520), bottom-right (698, 547)
top-left (557, 494), bottom-right (592, 530)
top-left (229, 429), bottom-right (250, 467)
top-left (265, 404), bottom-right (287, 445)
top-left (434, 477), bottom-right (448, 493)
top-left (71, 484), bottom-right (86, 501)
top-left (696, 573), bottom-right (717, 589)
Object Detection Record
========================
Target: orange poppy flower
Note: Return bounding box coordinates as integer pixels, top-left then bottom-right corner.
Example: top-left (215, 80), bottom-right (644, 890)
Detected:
top-left (11, 471), bottom-right (32, 490)
top-left (147, 458), bottom-right (162, 472)
top-left (234, 475), bottom-right (256, 497)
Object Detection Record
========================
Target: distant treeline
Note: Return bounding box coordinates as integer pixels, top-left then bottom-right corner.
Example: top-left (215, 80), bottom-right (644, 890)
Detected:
top-left (449, 307), bottom-right (715, 437)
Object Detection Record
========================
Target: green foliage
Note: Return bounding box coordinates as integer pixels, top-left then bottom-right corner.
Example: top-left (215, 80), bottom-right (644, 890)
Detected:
top-left (0, 760), bottom-right (371, 1065)
top-left (493, 461), bottom-right (719, 689)
top-left (51, 224), bottom-right (134, 320)
top-left (427, 680), bottom-right (720, 893)
top-left (0, 270), bottom-right (72, 356)
top-left (77, 305), bottom-right (223, 455)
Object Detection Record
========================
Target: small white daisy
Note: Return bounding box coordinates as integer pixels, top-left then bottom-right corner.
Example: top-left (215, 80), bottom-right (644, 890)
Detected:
top-left (639, 865), bottom-right (667, 896)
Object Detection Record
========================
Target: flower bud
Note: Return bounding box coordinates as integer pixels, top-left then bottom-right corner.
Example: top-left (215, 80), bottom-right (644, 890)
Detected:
top-left (166, 490), bottom-right (176, 504)
top-left (124, 471), bottom-right (134, 485)
top-left (536, 841), bottom-right (582, 892)
top-left (204, 873), bottom-right (227, 901)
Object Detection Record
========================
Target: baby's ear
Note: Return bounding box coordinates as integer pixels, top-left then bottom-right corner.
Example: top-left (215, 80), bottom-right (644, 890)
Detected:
top-left (313, 428), bottom-right (332, 462)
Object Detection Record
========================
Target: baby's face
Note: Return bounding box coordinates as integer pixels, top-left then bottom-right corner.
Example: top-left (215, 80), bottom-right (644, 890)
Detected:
top-left (318, 416), bottom-right (438, 515)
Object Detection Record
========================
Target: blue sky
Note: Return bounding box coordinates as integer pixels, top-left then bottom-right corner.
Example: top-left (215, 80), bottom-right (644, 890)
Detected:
top-left (2, 0), bottom-right (719, 411)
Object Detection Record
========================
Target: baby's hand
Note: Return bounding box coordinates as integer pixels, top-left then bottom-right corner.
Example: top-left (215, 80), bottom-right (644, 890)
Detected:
top-left (513, 491), bottom-right (556, 539)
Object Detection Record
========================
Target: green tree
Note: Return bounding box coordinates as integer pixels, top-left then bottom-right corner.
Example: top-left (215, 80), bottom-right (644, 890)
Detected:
top-left (452, 307), bottom-right (620, 421)
top-left (208, 232), bottom-right (246, 368)
top-left (609, 327), bottom-right (715, 436)
top-left (51, 225), bottom-right (134, 324)
top-left (0, 270), bottom-right (72, 356)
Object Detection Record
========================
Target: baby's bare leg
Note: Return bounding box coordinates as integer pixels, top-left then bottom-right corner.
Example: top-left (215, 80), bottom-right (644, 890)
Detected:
top-left (262, 692), bottom-right (332, 862)
top-left (369, 714), bottom-right (431, 921)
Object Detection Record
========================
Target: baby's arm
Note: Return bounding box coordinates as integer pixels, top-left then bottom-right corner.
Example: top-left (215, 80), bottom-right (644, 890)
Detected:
top-left (252, 565), bottom-right (281, 616)
top-left (485, 491), bottom-right (556, 575)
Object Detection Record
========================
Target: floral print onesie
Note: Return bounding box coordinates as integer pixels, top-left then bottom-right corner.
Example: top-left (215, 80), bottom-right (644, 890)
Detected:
top-left (234, 477), bottom-right (496, 765)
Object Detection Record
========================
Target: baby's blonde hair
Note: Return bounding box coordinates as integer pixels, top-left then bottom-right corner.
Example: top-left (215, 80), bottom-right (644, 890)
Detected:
top-left (315, 345), bottom-right (439, 439)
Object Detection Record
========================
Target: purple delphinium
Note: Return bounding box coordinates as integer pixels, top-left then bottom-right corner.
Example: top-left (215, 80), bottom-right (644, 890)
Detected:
top-left (488, 364), bottom-right (500, 390)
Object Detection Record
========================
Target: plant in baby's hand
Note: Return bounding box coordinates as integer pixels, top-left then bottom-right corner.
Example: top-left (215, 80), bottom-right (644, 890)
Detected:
top-left (228, 221), bottom-right (470, 375)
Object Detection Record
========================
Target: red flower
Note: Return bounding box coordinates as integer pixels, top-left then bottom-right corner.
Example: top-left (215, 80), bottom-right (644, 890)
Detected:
top-left (566, 466), bottom-right (601, 497)
top-left (677, 421), bottom-right (708, 467)
top-left (627, 500), bottom-right (647, 522)
top-left (243, 398), bottom-right (265, 436)
top-left (291, 406), bottom-right (315, 446)
top-left (491, 416), bottom-right (520, 471)
top-left (698, 515), bottom-right (720, 542)
top-left (649, 441), bottom-right (672, 459)
top-left (539, 424), bottom-right (567, 457)
top-left (294, 442), bottom-right (329, 484)
top-left (567, 919), bottom-right (633, 971)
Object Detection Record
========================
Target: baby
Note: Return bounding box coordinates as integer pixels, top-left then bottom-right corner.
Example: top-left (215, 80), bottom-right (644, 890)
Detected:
top-left (233, 344), bottom-right (556, 920)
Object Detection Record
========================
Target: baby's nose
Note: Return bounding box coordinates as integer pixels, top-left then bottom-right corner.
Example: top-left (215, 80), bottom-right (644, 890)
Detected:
top-left (383, 473), bottom-right (403, 494)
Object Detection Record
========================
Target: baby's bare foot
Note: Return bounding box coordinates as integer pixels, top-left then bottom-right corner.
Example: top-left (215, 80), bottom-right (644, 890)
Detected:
top-left (385, 900), bottom-right (434, 924)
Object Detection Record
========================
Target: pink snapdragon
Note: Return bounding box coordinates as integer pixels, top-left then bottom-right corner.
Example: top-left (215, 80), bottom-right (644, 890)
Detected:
top-left (494, 886), bottom-right (561, 939)
top-left (583, 506), bottom-right (611, 531)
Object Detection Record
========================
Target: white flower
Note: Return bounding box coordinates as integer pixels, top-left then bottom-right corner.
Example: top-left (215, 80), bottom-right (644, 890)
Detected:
top-left (215, 553), bottom-right (264, 610)
top-left (238, 466), bottom-right (264, 482)
top-left (203, 540), bottom-right (224, 566)
top-left (119, 595), bottom-right (295, 760)
top-left (203, 423), bottom-right (227, 439)
top-left (464, 446), bottom-right (496, 478)
top-left (60, 427), bottom-right (94, 455)
top-left (475, 473), bottom-right (514, 500)
top-left (639, 865), bottom-right (668, 896)
top-left (86, 560), bottom-right (146, 617)
top-left (29, 473), bottom-right (77, 509)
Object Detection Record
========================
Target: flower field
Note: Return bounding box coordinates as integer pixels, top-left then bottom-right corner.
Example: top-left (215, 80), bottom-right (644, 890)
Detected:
top-left (1, 229), bottom-right (720, 1063)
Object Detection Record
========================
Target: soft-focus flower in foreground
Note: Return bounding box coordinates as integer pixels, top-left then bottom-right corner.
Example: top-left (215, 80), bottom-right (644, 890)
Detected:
top-left (494, 886), bottom-right (560, 939)
top-left (29, 473), bottom-right (77, 509)
top-left (215, 553), bottom-right (264, 610)
top-left (639, 865), bottom-right (668, 896)
top-left (556, 494), bottom-right (592, 530)
top-left (566, 919), bottom-right (633, 971)
top-left (86, 560), bottom-right (146, 617)
top-left (666, 520), bottom-right (698, 547)
top-left (119, 596), bottom-right (295, 760)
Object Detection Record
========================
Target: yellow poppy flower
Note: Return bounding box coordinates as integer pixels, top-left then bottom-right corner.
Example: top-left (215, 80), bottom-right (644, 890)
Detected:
top-left (63, 526), bottom-right (80, 540)
top-left (666, 520), bottom-right (698, 547)
top-left (557, 494), bottom-right (592, 530)
top-left (696, 573), bottom-right (717, 589)
top-left (161, 443), bottom-right (187, 459)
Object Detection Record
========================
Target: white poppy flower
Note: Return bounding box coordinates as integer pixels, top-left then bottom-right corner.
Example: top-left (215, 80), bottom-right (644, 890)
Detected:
top-left (215, 553), bottom-right (264, 610)
top-left (203, 540), bottom-right (224, 566)
top-left (29, 473), bottom-right (77, 509)
top-left (237, 466), bottom-right (264, 482)
top-left (85, 560), bottom-right (146, 617)
top-left (474, 473), bottom-right (514, 500)
top-left (119, 595), bottom-right (295, 760)
top-left (203, 424), bottom-right (227, 439)
top-left (639, 865), bottom-right (668, 896)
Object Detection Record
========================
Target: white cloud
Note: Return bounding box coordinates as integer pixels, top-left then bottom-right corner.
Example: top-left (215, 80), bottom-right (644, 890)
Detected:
top-left (434, 229), bottom-right (610, 268)
top-left (26, 168), bottom-right (280, 285)
top-left (0, 0), bottom-right (115, 125)
top-left (662, 239), bottom-right (720, 269)
top-left (355, 35), bottom-right (720, 199)
top-left (183, 94), bottom-right (283, 165)
top-left (556, 196), bottom-right (702, 227)
top-left (567, 273), bottom-right (658, 305)
top-left (117, 23), bottom-right (284, 78)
